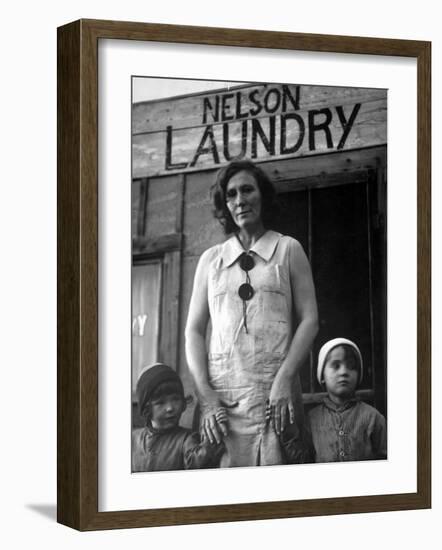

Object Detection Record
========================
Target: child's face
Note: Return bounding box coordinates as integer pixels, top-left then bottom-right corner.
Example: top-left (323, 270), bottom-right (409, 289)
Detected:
top-left (150, 392), bottom-right (184, 431)
top-left (322, 345), bottom-right (359, 404)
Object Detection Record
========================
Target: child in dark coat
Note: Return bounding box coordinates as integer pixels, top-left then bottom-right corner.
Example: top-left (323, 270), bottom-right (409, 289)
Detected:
top-left (132, 363), bottom-right (225, 472)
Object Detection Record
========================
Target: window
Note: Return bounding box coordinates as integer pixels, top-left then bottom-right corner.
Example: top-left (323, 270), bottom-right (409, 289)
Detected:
top-left (132, 260), bottom-right (162, 394)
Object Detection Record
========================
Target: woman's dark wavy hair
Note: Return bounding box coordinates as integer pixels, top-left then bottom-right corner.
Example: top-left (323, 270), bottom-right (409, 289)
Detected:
top-left (211, 159), bottom-right (278, 235)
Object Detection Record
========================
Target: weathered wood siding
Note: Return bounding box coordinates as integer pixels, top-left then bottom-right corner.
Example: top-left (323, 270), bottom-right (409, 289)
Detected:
top-left (131, 84), bottom-right (387, 427)
top-left (178, 170), bottom-right (224, 427)
top-left (133, 83), bottom-right (387, 178)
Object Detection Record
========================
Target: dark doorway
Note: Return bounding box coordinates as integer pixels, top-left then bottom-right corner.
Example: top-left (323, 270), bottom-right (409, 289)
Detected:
top-left (273, 171), bottom-right (387, 415)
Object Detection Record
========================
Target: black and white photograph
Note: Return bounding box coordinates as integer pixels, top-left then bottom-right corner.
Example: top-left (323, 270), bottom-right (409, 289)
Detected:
top-left (3, 0), bottom-right (436, 543)
top-left (131, 77), bottom-right (388, 473)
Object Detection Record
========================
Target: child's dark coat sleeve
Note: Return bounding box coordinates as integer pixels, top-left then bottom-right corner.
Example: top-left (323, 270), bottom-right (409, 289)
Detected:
top-left (183, 432), bottom-right (225, 469)
top-left (280, 422), bottom-right (315, 464)
top-left (371, 411), bottom-right (387, 459)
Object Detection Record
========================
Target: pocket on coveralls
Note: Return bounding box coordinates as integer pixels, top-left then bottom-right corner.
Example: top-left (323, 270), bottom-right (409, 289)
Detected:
top-left (261, 265), bottom-right (289, 322)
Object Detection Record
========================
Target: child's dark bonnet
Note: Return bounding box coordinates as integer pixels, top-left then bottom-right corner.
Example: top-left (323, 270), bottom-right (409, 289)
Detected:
top-left (136, 363), bottom-right (184, 416)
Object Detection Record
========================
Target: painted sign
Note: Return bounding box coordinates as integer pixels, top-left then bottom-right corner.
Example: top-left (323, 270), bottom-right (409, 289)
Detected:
top-left (132, 84), bottom-right (386, 178)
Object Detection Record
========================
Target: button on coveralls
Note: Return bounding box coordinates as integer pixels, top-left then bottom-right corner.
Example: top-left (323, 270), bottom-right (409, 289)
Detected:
top-left (205, 230), bottom-right (304, 467)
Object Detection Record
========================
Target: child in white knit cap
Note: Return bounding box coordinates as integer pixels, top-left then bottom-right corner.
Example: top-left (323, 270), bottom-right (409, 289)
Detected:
top-left (309, 338), bottom-right (387, 463)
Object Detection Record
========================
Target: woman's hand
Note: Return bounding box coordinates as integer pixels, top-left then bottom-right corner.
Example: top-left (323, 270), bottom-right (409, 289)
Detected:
top-left (200, 389), bottom-right (237, 444)
top-left (185, 249), bottom-right (234, 445)
top-left (200, 389), bottom-right (225, 444)
top-left (264, 238), bottom-right (319, 436)
top-left (266, 372), bottom-right (295, 435)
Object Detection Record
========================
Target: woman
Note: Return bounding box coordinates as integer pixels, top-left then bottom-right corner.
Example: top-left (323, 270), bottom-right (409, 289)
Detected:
top-left (185, 160), bottom-right (318, 467)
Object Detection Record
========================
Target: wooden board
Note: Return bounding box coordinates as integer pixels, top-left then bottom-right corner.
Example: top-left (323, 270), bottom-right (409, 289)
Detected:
top-left (133, 83), bottom-right (387, 178)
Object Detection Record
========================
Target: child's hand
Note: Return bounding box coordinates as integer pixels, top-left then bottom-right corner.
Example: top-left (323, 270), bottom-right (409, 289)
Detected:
top-left (215, 407), bottom-right (228, 426)
top-left (265, 400), bottom-right (271, 424)
top-left (201, 398), bottom-right (237, 444)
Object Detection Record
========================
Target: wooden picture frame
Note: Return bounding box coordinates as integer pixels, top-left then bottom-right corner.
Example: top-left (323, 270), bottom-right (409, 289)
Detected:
top-left (57, 19), bottom-right (431, 531)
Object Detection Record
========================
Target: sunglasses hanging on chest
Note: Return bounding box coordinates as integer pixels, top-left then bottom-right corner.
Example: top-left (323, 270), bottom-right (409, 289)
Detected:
top-left (238, 253), bottom-right (255, 301)
top-left (235, 235), bottom-right (256, 333)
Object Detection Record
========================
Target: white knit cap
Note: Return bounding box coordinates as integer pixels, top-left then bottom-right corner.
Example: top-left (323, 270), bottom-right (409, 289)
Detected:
top-left (317, 338), bottom-right (363, 384)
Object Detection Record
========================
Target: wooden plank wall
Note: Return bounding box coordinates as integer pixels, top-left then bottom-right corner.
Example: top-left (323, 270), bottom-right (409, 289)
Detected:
top-left (134, 146), bottom-right (387, 428)
top-left (133, 83), bottom-right (387, 178)
top-left (132, 81), bottom-right (388, 428)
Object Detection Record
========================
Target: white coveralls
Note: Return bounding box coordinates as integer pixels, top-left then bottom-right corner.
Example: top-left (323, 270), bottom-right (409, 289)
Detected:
top-left (205, 230), bottom-right (304, 467)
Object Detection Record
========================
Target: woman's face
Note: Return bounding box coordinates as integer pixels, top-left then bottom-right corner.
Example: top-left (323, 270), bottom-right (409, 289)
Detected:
top-left (225, 170), bottom-right (263, 231)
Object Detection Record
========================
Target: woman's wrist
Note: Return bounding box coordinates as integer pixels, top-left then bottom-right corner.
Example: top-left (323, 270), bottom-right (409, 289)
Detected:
top-left (276, 365), bottom-right (296, 384)
top-left (197, 385), bottom-right (218, 405)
